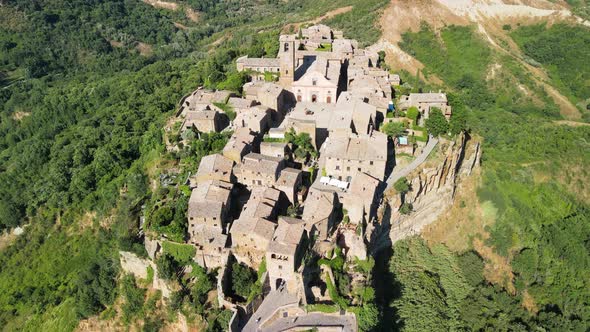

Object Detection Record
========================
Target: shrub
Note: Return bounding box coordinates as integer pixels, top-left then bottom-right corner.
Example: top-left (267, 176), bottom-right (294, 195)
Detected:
top-left (121, 275), bottom-right (146, 323)
top-left (406, 106), bottom-right (419, 123)
top-left (161, 241), bottom-right (196, 265)
top-left (394, 177), bottom-right (410, 194)
top-left (399, 203), bottom-right (413, 215)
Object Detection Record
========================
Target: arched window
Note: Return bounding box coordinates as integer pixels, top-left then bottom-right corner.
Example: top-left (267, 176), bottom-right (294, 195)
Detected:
top-left (284, 42), bottom-right (289, 52)
top-left (297, 95), bottom-right (302, 102)
top-left (326, 96), bottom-right (331, 103)
top-left (312, 94), bottom-right (317, 103)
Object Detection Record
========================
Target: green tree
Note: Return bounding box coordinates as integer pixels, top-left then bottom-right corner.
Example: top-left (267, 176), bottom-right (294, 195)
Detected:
top-left (381, 122), bottom-right (406, 137)
top-left (230, 262), bottom-right (256, 301)
top-left (425, 108), bottom-right (449, 136)
top-left (357, 303), bottom-right (380, 332)
top-left (155, 253), bottom-right (178, 280)
top-left (449, 106), bottom-right (467, 135)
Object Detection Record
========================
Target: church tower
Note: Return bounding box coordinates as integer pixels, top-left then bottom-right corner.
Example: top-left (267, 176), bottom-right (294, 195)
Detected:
top-left (279, 35), bottom-right (296, 88)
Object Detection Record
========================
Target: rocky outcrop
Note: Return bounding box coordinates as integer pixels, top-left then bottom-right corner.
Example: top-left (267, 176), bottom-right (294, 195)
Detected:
top-left (372, 133), bottom-right (481, 250)
top-left (340, 229), bottom-right (367, 261)
top-left (119, 251), bottom-right (172, 298)
top-left (144, 237), bottom-right (160, 260)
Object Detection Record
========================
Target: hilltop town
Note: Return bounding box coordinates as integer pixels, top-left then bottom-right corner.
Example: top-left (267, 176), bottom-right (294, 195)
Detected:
top-left (124, 24), bottom-right (457, 331)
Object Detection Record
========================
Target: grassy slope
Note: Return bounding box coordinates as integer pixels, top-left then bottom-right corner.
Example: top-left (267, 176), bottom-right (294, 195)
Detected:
top-left (397, 22), bottom-right (590, 326)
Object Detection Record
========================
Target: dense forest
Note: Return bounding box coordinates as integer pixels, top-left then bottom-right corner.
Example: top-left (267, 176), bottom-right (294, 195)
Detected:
top-left (0, 0), bottom-right (388, 330)
top-left (0, 0), bottom-right (589, 331)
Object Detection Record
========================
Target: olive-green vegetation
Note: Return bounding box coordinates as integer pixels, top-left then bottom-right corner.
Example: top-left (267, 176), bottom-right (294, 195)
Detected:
top-left (161, 241), bottom-right (196, 265)
top-left (230, 262), bottom-right (257, 302)
top-left (285, 129), bottom-right (318, 159)
top-left (510, 23), bottom-right (590, 107)
top-left (322, 0), bottom-right (390, 47)
top-left (387, 22), bottom-right (590, 331)
top-left (381, 121), bottom-right (406, 137)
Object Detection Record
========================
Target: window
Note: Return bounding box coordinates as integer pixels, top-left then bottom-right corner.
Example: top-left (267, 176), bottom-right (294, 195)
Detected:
top-left (326, 96), bottom-right (331, 103)
top-left (370, 161), bottom-right (374, 165)
top-left (278, 265), bottom-right (282, 270)
top-left (297, 95), bottom-right (302, 102)
top-left (284, 42), bottom-right (289, 52)
top-left (312, 78), bottom-right (317, 86)
top-left (312, 94), bottom-right (317, 103)
top-left (335, 165), bottom-right (340, 170)
top-left (346, 167), bottom-right (350, 171)
top-left (358, 168), bottom-right (362, 172)
top-left (257, 180), bottom-right (262, 185)
top-left (271, 254), bottom-right (276, 259)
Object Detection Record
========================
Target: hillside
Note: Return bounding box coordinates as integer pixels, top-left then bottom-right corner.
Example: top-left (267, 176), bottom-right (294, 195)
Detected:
top-left (0, 0), bottom-right (589, 331)
top-left (373, 0), bottom-right (590, 330)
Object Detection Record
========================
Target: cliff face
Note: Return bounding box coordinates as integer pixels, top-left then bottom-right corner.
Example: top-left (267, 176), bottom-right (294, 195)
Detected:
top-left (369, 133), bottom-right (481, 251)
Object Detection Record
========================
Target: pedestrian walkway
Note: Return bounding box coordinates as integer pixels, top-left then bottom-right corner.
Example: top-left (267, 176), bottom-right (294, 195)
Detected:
top-left (386, 135), bottom-right (439, 190)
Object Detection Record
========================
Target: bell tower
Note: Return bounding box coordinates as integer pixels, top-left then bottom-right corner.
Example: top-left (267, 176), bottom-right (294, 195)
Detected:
top-left (279, 35), bottom-right (296, 88)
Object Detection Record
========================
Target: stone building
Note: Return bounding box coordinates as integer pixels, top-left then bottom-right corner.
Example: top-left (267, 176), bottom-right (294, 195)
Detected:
top-left (302, 188), bottom-right (338, 240)
top-left (260, 141), bottom-right (290, 159)
top-left (234, 153), bottom-right (285, 188)
top-left (266, 216), bottom-right (306, 292)
top-left (178, 88), bottom-right (234, 116)
top-left (321, 131), bottom-right (388, 181)
top-left (228, 97), bottom-right (258, 114)
top-left (181, 110), bottom-right (224, 133)
top-left (233, 105), bottom-right (272, 134)
top-left (187, 180), bottom-right (233, 232)
top-left (240, 187), bottom-right (284, 221)
top-left (191, 225), bottom-right (229, 269)
top-left (341, 172), bottom-right (381, 225)
top-left (292, 57), bottom-right (341, 104)
top-left (274, 167), bottom-right (303, 205)
top-left (223, 127), bottom-right (257, 163)
top-left (398, 93), bottom-right (452, 123)
top-left (187, 180), bottom-right (233, 268)
top-left (235, 56), bottom-right (280, 81)
top-left (230, 216), bottom-right (276, 258)
top-left (243, 82), bottom-right (292, 116)
top-left (194, 153), bottom-right (234, 185)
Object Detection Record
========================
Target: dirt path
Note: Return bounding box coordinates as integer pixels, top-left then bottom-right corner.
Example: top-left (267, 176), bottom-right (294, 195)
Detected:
top-left (142, 0), bottom-right (179, 11)
top-left (310, 5), bottom-right (353, 24)
top-left (283, 5), bottom-right (353, 33)
top-left (553, 120), bottom-right (590, 127)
